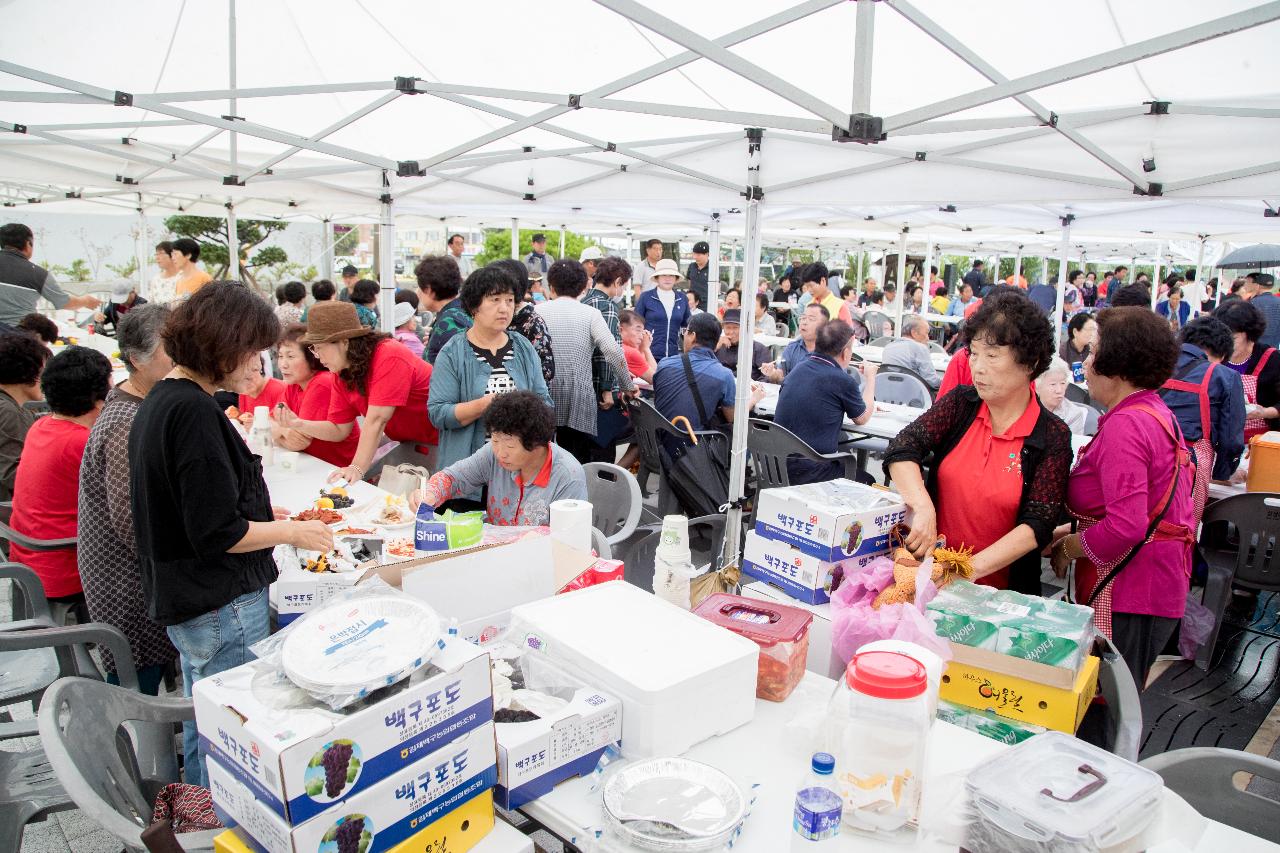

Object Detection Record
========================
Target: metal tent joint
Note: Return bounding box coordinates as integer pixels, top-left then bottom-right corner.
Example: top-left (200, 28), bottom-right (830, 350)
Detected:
top-left (379, 192), bottom-right (392, 205)
top-left (223, 175), bottom-right (244, 186)
top-left (1146, 100), bottom-right (1171, 115)
top-left (1133, 182), bottom-right (1164, 196)
top-left (915, 151), bottom-right (927, 161)
top-left (1265, 208), bottom-right (1279, 218)
top-left (394, 76), bottom-right (422, 95)
top-left (10, 123), bottom-right (26, 134)
top-left (396, 160), bottom-right (423, 177)
top-left (568, 94), bottom-right (582, 109)
top-left (115, 175), bottom-right (136, 185)
top-left (523, 192), bottom-right (535, 201)
top-left (832, 113), bottom-right (884, 143)
top-left (742, 185), bottom-right (764, 201)
top-left (113, 90), bottom-right (132, 107)
top-left (1060, 214), bottom-right (1076, 226)
top-left (64, 191), bottom-right (80, 198)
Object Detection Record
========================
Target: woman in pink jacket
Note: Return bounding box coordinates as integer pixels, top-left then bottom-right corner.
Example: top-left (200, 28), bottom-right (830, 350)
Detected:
top-left (1051, 307), bottom-right (1196, 687)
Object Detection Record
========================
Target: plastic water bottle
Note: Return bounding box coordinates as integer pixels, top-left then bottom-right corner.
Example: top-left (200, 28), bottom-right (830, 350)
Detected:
top-left (250, 405), bottom-right (274, 466)
top-left (792, 752), bottom-right (842, 846)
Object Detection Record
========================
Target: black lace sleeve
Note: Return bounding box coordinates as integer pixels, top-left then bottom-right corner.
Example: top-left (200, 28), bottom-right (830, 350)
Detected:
top-left (1018, 413), bottom-right (1073, 549)
top-left (883, 387), bottom-right (972, 470)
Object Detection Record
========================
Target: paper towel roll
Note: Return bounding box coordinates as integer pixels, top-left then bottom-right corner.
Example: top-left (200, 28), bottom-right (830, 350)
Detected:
top-left (550, 499), bottom-right (593, 554)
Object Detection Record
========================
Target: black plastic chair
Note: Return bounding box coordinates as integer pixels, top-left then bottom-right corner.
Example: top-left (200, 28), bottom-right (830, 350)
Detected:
top-left (629, 399), bottom-right (730, 518)
top-left (1196, 493), bottom-right (1280, 670)
top-left (747, 419), bottom-right (860, 492)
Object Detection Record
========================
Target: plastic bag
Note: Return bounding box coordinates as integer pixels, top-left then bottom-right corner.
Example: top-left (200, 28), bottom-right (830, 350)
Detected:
top-left (251, 577), bottom-right (445, 710)
top-left (1178, 592), bottom-right (1216, 660)
top-left (829, 555), bottom-right (953, 666)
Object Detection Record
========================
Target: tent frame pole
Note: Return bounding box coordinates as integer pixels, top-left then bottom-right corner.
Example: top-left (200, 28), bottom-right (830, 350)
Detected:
top-left (510, 218), bottom-right (519, 260)
top-left (1151, 242), bottom-right (1164, 310)
top-left (1053, 217), bottom-right (1073, 352)
top-left (134, 197), bottom-right (148, 298)
top-left (1192, 236), bottom-right (1207, 317)
top-left (852, 0), bottom-right (876, 114)
top-left (708, 212), bottom-right (722, 317)
top-left (723, 129), bottom-right (765, 569)
top-left (226, 200), bottom-right (238, 280)
top-left (894, 229), bottom-right (908, 336)
top-left (378, 190), bottom-right (396, 333)
top-left (321, 219), bottom-right (335, 282)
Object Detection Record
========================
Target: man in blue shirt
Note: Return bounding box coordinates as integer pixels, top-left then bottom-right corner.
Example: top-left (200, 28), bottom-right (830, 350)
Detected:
top-left (1159, 316), bottom-right (1246, 482)
top-left (762, 302), bottom-right (829, 383)
top-left (653, 313), bottom-right (762, 431)
top-left (774, 320), bottom-right (877, 484)
top-left (946, 281), bottom-right (979, 318)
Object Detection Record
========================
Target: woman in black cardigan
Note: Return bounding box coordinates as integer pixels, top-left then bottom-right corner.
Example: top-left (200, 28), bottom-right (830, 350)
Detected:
top-left (885, 292), bottom-right (1073, 594)
top-left (130, 281), bottom-right (333, 786)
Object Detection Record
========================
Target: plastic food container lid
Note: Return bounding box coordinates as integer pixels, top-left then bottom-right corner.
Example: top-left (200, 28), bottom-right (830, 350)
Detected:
top-left (964, 731), bottom-right (1163, 849)
top-left (845, 650), bottom-right (927, 699)
top-left (692, 593), bottom-right (813, 648)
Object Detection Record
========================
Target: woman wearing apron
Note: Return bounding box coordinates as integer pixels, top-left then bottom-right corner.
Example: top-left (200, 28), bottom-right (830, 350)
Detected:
top-left (1214, 300), bottom-right (1280, 443)
top-left (1050, 308), bottom-right (1196, 687)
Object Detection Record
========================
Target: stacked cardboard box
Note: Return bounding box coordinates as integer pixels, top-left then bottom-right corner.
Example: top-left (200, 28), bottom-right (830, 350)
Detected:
top-left (195, 637), bottom-right (499, 853)
top-left (744, 479), bottom-right (906, 604)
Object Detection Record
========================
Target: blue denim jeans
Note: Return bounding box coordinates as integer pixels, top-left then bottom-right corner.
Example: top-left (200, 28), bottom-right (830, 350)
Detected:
top-left (166, 589), bottom-right (270, 788)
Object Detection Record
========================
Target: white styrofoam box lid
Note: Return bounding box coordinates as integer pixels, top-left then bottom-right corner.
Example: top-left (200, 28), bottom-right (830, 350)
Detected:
top-left (509, 582), bottom-right (759, 698)
top-left (761, 479), bottom-right (901, 515)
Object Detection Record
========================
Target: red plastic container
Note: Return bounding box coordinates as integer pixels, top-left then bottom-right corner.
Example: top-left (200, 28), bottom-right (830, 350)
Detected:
top-left (694, 593), bottom-right (814, 702)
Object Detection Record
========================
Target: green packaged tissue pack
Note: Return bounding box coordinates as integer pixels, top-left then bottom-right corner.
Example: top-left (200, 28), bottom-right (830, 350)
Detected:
top-left (929, 581), bottom-right (1095, 669)
top-left (936, 700), bottom-right (1046, 745)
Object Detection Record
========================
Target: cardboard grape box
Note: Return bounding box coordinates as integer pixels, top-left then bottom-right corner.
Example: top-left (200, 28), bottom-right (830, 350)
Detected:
top-left (194, 637), bottom-right (492, 825)
top-left (741, 529), bottom-right (886, 605)
top-left (752, 479), bottom-right (907, 562)
top-left (209, 722), bottom-right (497, 853)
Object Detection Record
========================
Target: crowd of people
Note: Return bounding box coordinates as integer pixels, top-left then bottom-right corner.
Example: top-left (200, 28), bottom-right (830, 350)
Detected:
top-left (0, 214), bottom-right (1276, 771)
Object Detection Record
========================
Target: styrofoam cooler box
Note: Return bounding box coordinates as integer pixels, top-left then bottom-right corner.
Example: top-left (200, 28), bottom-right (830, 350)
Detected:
top-left (753, 479), bottom-right (907, 562)
top-left (741, 530), bottom-right (886, 605)
top-left (208, 722), bottom-right (498, 853)
top-left (507, 582), bottom-right (759, 759)
top-left (194, 637), bottom-right (493, 824)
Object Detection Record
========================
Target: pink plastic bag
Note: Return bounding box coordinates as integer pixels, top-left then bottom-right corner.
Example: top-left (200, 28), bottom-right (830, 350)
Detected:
top-left (829, 555), bottom-right (953, 666)
top-left (1178, 592), bottom-right (1216, 660)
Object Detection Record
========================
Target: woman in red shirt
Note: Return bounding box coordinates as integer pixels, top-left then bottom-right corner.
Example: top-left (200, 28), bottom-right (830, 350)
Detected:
top-left (283, 301), bottom-right (436, 482)
top-left (885, 292), bottom-right (1073, 592)
top-left (272, 324), bottom-right (361, 467)
top-left (9, 346), bottom-right (113, 609)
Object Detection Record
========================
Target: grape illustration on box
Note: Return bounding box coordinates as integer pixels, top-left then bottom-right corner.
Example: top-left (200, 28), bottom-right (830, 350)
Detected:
top-left (305, 739), bottom-right (363, 801)
top-left (843, 520), bottom-right (863, 555)
top-left (319, 814), bottom-right (373, 853)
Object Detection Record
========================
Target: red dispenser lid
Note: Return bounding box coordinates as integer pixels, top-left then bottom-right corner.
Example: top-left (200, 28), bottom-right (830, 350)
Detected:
top-left (845, 651), bottom-right (927, 699)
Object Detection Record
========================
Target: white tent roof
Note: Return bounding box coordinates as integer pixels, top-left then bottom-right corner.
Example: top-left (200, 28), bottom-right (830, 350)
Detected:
top-left (3, 0), bottom-right (1279, 244)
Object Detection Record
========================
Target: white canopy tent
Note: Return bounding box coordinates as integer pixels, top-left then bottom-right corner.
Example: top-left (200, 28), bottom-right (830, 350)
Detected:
top-left (4, 0), bottom-right (1280, 563)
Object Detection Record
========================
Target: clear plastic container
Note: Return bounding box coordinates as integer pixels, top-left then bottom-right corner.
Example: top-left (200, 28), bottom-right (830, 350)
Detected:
top-left (963, 731), bottom-right (1163, 853)
top-left (693, 593), bottom-right (813, 702)
top-left (826, 651), bottom-right (929, 839)
top-left (792, 752), bottom-right (842, 847)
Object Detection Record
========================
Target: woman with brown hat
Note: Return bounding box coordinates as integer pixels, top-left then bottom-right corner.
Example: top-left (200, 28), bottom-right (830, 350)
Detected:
top-left (278, 300), bottom-right (436, 482)
top-left (129, 281), bottom-right (334, 787)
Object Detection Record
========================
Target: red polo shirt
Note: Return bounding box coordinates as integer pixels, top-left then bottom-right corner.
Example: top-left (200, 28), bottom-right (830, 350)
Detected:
top-left (935, 394), bottom-right (1041, 589)
top-left (284, 373), bottom-right (362, 467)
top-left (239, 377), bottom-right (287, 417)
top-left (328, 338), bottom-right (437, 446)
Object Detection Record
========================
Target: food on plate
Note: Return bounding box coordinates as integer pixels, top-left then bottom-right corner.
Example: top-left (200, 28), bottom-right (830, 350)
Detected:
top-left (335, 526), bottom-right (373, 536)
top-left (374, 497), bottom-right (412, 525)
top-left (318, 488), bottom-right (355, 509)
top-left (304, 553), bottom-right (333, 573)
top-left (225, 405), bottom-right (240, 420)
top-left (292, 507), bottom-right (345, 524)
top-left (386, 538), bottom-right (415, 558)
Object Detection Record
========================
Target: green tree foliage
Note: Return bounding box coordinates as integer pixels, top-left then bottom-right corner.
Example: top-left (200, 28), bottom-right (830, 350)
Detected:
top-left (473, 229), bottom-right (601, 268)
top-left (163, 215), bottom-right (289, 291)
top-left (105, 257), bottom-right (139, 279)
top-left (54, 259), bottom-right (92, 282)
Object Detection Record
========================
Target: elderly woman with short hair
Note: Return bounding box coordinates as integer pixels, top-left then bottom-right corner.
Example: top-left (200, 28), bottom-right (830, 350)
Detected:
top-left (1035, 357), bottom-right (1091, 435)
top-left (78, 304), bottom-right (178, 695)
top-left (1052, 307), bottom-right (1196, 686)
top-left (886, 291), bottom-right (1073, 592)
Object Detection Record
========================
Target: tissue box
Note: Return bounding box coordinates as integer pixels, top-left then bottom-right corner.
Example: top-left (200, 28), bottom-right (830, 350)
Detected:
top-left (752, 479), bottom-right (907, 562)
top-left (741, 530), bottom-right (885, 605)
top-left (209, 723), bottom-right (497, 853)
top-left (935, 700), bottom-right (1046, 745)
top-left (414, 510), bottom-right (483, 553)
top-left (493, 662), bottom-right (622, 809)
top-left (194, 637), bottom-right (492, 824)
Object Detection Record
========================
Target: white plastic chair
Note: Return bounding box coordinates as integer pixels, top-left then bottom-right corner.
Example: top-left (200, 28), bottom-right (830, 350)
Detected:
top-left (582, 462), bottom-right (642, 547)
top-left (874, 372), bottom-right (933, 409)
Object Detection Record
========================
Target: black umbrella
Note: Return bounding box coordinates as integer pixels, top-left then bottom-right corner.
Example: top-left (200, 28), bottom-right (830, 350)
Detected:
top-left (1216, 244), bottom-right (1280, 270)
